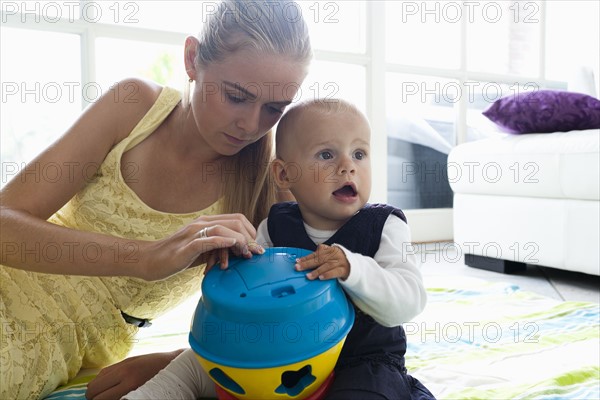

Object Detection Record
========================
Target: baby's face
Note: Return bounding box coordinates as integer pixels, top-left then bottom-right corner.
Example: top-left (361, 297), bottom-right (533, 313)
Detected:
top-left (282, 109), bottom-right (372, 231)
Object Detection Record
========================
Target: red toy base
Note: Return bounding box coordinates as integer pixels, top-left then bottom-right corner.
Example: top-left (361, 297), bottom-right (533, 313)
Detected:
top-left (215, 372), bottom-right (335, 400)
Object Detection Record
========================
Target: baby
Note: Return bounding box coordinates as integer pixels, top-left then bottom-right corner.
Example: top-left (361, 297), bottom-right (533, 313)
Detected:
top-left (125, 99), bottom-right (434, 399)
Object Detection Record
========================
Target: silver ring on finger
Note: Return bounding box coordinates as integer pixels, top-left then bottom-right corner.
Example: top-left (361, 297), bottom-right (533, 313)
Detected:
top-left (199, 227), bottom-right (210, 238)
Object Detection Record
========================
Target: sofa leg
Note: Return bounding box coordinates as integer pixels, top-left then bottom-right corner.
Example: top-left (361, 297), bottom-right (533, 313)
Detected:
top-left (465, 254), bottom-right (527, 274)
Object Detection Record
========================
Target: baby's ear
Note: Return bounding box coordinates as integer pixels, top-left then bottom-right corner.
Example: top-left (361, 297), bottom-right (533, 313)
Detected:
top-left (271, 158), bottom-right (291, 189)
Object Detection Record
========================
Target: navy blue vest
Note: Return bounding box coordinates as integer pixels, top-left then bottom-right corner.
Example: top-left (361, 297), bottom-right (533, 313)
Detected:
top-left (267, 202), bottom-right (408, 369)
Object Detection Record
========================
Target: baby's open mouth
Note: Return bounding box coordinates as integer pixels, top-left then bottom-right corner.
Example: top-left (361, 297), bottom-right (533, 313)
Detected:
top-left (333, 184), bottom-right (357, 198)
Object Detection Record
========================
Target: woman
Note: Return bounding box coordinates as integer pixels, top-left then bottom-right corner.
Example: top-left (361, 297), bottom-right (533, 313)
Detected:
top-left (0, 1), bottom-right (311, 398)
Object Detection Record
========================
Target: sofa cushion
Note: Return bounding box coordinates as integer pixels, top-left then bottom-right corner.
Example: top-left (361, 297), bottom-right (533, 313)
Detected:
top-left (453, 193), bottom-right (600, 275)
top-left (448, 129), bottom-right (599, 201)
top-left (482, 90), bottom-right (600, 134)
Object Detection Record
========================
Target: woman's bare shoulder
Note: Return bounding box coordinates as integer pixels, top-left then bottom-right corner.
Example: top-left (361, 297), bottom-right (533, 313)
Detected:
top-left (98, 78), bottom-right (166, 144)
top-left (112, 77), bottom-right (163, 105)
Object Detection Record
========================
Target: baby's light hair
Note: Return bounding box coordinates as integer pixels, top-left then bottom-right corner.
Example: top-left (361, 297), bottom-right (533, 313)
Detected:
top-left (275, 99), bottom-right (368, 159)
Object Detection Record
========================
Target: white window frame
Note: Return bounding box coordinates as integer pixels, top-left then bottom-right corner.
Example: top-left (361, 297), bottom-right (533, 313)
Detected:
top-left (0, 1), bottom-right (572, 242)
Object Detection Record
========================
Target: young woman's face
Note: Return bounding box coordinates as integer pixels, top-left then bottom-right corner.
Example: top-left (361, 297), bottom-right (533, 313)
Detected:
top-left (189, 46), bottom-right (308, 157)
top-left (280, 111), bottom-right (372, 231)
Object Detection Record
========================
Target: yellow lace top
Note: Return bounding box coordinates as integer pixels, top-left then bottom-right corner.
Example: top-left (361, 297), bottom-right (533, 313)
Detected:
top-left (49, 86), bottom-right (219, 319)
top-left (1, 86), bottom-right (224, 398)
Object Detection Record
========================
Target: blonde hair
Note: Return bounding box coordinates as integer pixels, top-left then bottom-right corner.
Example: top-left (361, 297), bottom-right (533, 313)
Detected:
top-left (196, 0), bottom-right (311, 67)
top-left (275, 99), bottom-right (366, 159)
top-left (187, 0), bottom-right (312, 226)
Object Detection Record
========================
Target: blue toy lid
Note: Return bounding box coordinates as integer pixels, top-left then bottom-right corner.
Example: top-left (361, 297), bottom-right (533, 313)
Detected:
top-left (189, 247), bottom-right (355, 368)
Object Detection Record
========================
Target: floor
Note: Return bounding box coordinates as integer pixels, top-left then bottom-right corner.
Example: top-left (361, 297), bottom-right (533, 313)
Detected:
top-left (417, 242), bottom-right (600, 303)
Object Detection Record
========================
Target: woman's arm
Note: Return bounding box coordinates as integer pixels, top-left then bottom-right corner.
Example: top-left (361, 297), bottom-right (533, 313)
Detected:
top-left (1, 78), bottom-right (158, 276)
top-left (0, 79), bottom-right (257, 280)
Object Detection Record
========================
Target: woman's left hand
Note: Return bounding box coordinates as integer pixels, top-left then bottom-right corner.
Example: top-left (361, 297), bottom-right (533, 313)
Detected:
top-left (294, 244), bottom-right (350, 281)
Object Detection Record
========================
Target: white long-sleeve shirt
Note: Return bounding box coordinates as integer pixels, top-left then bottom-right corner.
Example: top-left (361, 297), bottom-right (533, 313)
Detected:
top-left (256, 214), bottom-right (427, 327)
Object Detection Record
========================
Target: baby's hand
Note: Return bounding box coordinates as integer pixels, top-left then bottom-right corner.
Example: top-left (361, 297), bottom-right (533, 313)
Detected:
top-left (295, 244), bottom-right (350, 281)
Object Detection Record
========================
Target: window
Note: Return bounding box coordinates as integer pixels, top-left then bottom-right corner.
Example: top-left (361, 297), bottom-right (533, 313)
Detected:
top-left (2, 1), bottom-right (598, 241)
top-left (385, 1), bottom-right (461, 69)
top-left (1, 27), bottom-right (81, 184)
top-left (298, 0), bottom-right (366, 54)
top-left (95, 38), bottom-right (185, 91)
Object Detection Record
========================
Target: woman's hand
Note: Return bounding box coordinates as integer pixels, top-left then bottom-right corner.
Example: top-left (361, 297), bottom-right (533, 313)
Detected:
top-left (294, 244), bottom-right (350, 281)
top-left (140, 213), bottom-right (264, 281)
top-left (85, 350), bottom-right (183, 400)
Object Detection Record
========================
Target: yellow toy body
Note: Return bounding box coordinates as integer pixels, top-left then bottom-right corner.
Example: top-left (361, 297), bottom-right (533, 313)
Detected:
top-left (189, 248), bottom-right (355, 400)
top-left (194, 339), bottom-right (346, 399)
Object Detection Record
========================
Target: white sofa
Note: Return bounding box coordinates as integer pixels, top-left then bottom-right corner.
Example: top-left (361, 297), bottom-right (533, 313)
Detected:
top-left (448, 129), bottom-right (600, 276)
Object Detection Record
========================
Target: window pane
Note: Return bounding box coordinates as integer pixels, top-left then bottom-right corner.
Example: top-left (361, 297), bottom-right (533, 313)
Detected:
top-left (298, 1), bottom-right (366, 53)
top-left (467, 0), bottom-right (540, 76)
top-left (386, 73), bottom-right (456, 210)
top-left (95, 1), bottom-right (206, 35)
top-left (385, 1), bottom-right (460, 68)
top-left (546, 0), bottom-right (600, 88)
top-left (1, 28), bottom-right (81, 187)
top-left (298, 60), bottom-right (366, 113)
top-left (95, 38), bottom-right (186, 92)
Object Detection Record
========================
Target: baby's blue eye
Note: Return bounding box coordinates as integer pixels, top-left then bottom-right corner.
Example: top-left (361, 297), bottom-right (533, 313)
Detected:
top-left (354, 151), bottom-right (366, 160)
top-left (319, 151), bottom-right (333, 160)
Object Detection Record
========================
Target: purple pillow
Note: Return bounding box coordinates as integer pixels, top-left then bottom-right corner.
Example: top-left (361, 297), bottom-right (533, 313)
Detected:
top-left (483, 90), bottom-right (600, 134)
